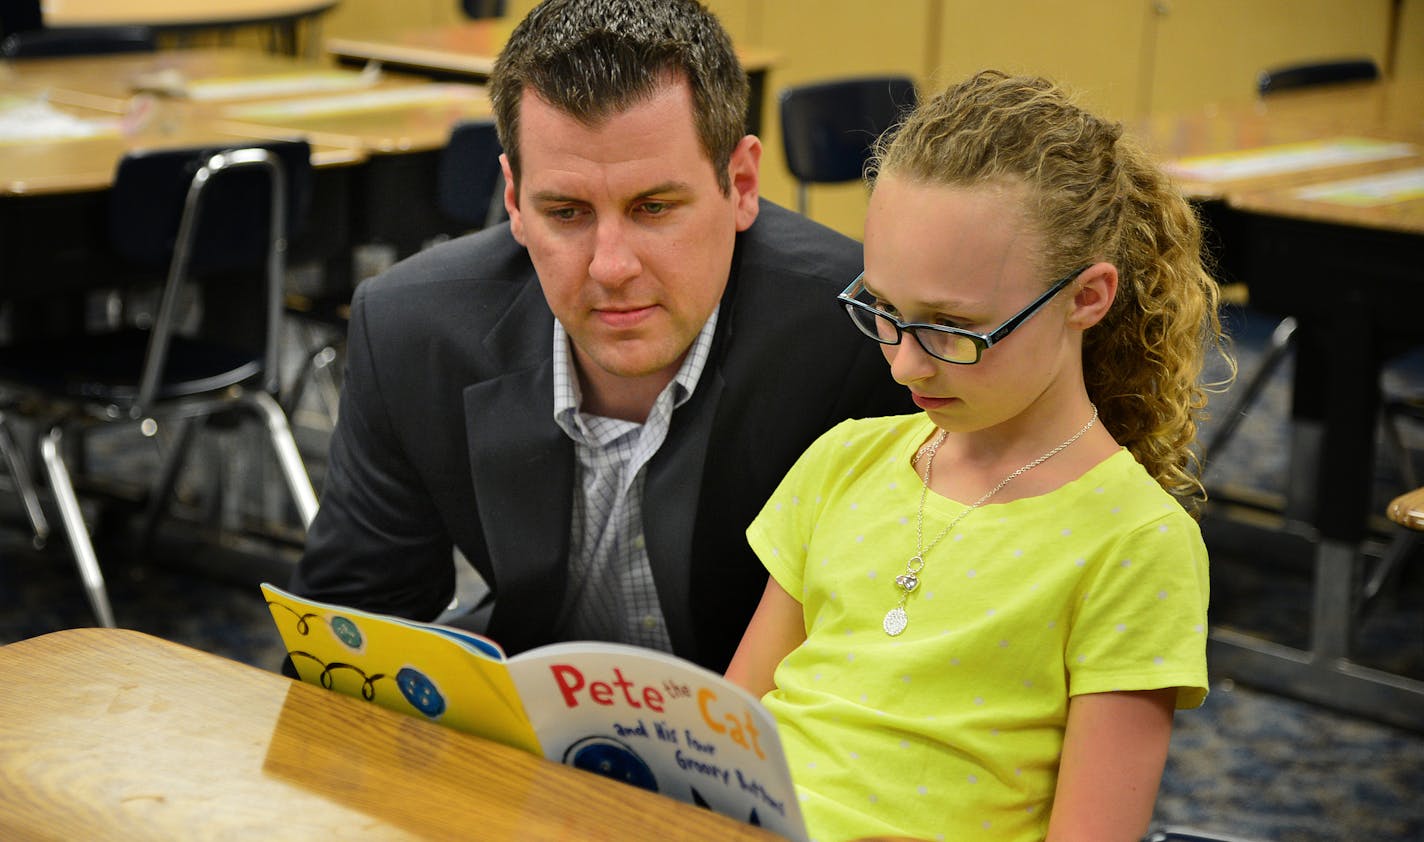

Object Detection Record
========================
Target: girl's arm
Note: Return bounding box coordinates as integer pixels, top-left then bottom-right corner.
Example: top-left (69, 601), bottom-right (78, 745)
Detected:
top-left (1045, 687), bottom-right (1177, 842)
top-left (724, 578), bottom-right (806, 697)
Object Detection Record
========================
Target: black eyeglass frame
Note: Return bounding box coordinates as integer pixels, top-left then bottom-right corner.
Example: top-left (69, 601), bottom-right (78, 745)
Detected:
top-left (837, 266), bottom-right (1091, 365)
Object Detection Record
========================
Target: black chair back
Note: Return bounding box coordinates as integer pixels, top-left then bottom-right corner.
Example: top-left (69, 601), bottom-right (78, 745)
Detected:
top-left (109, 140), bottom-right (312, 402)
top-left (1257, 58), bottom-right (1379, 96)
top-left (1, 24), bottom-right (156, 58)
top-left (0, 0), bottom-right (42, 40)
top-left (110, 140), bottom-right (311, 272)
top-left (437, 119), bottom-right (506, 230)
top-left (461, 0), bottom-right (506, 18)
top-left (779, 75), bottom-right (917, 213)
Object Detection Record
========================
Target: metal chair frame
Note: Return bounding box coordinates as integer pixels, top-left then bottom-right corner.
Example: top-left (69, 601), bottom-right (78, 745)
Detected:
top-left (0, 147), bottom-right (318, 628)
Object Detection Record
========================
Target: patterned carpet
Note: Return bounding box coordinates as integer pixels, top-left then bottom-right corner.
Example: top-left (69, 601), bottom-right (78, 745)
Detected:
top-left (2, 304), bottom-right (1422, 841)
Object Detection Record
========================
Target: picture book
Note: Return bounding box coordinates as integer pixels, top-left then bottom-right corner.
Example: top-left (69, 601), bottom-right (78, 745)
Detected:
top-left (262, 584), bottom-right (808, 842)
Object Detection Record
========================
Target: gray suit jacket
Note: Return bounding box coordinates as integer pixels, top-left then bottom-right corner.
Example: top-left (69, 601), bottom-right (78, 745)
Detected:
top-left (290, 201), bottom-right (913, 671)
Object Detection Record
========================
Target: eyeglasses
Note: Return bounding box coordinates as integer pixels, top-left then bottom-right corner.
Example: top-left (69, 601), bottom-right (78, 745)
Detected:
top-left (837, 266), bottom-right (1089, 365)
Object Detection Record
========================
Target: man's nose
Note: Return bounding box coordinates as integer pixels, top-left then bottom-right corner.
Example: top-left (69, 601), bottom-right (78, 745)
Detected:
top-left (588, 217), bottom-right (641, 286)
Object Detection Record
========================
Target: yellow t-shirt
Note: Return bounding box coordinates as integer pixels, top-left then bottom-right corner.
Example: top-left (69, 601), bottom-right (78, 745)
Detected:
top-left (748, 415), bottom-right (1209, 842)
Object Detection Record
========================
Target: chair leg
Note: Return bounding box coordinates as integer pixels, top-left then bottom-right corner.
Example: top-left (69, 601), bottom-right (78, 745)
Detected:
top-left (39, 426), bottom-right (116, 629)
top-left (1203, 315), bottom-right (1297, 469)
top-left (1357, 528), bottom-right (1420, 617)
top-left (282, 338), bottom-right (340, 422)
top-left (0, 411), bottom-right (50, 549)
top-left (247, 390), bottom-right (319, 529)
top-left (139, 415), bottom-right (200, 555)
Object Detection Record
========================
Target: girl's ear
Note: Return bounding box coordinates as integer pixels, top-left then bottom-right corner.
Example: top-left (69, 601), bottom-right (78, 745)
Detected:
top-left (1067, 262), bottom-right (1118, 329)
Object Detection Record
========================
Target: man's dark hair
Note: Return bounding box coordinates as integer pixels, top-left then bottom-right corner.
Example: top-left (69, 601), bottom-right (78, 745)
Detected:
top-left (490, 0), bottom-right (749, 196)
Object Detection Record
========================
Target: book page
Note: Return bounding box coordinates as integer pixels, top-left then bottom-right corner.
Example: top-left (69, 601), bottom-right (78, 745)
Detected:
top-left (507, 642), bottom-right (808, 842)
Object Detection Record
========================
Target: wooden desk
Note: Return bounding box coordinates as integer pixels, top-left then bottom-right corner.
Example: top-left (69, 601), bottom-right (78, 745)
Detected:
top-left (1, 51), bottom-right (371, 307)
top-left (42, 0), bottom-right (338, 54)
top-left (2, 48), bottom-right (495, 296)
top-left (0, 628), bottom-right (780, 840)
top-left (1133, 80), bottom-right (1424, 731)
top-left (324, 20), bottom-right (779, 136)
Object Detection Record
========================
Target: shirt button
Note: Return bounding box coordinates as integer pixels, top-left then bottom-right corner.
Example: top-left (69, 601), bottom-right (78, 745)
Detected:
top-left (633, 535), bottom-right (646, 550)
top-left (642, 616), bottom-right (659, 630)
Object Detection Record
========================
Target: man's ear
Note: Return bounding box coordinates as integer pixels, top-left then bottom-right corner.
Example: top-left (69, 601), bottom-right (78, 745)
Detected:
top-left (501, 153), bottom-right (525, 245)
top-left (728, 134), bottom-right (762, 232)
top-left (1067, 262), bottom-right (1118, 330)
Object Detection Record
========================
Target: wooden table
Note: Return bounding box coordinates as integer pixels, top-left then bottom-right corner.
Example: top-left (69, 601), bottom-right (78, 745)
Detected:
top-left (42, 0), bottom-right (338, 54)
top-left (1132, 79), bottom-right (1424, 731)
top-left (2, 48), bottom-right (496, 299)
top-left (0, 628), bottom-right (781, 840)
top-left (324, 19), bottom-right (779, 135)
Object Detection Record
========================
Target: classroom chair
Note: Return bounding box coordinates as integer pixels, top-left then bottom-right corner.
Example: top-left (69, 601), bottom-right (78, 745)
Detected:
top-left (436, 118), bottom-right (506, 231)
top-left (460, 0), bottom-right (506, 18)
top-left (0, 141), bottom-right (319, 628)
top-left (0, 0), bottom-right (42, 41)
top-left (1256, 57), bottom-right (1380, 96)
top-left (1, 25), bottom-right (156, 58)
top-left (778, 75), bottom-right (917, 215)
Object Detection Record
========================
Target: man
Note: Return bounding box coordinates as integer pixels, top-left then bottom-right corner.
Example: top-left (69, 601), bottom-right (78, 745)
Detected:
top-left (289, 0), bottom-right (911, 672)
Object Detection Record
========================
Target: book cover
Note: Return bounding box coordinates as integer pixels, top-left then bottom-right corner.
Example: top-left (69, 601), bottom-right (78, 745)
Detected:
top-left (262, 584), bottom-right (807, 841)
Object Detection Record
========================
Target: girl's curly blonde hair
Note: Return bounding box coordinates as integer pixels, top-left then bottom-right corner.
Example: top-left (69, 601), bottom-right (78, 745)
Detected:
top-left (870, 70), bottom-right (1230, 509)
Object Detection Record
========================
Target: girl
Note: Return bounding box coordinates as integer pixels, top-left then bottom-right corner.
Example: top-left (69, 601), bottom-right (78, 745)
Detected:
top-left (727, 70), bottom-right (1227, 842)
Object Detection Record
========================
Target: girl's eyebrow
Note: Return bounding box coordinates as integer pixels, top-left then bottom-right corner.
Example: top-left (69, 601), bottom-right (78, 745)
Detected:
top-left (861, 278), bottom-right (971, 315)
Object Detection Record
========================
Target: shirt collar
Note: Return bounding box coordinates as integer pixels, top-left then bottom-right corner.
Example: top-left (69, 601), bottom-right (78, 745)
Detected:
top-left (553, 305), bottom-right (720, 434)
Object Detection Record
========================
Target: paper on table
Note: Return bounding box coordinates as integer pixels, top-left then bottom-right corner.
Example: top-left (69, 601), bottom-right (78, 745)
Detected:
top-left (221, 83), bottom-right (486, 120)
top-left (0, 94), bottom-right (119, 143)
top-left (1167, 138), bottom-right (1416, 182)
top-left (1291, 167), bottom-right (1424, 207)
top-left (131, 63), bottom-right (381, 101)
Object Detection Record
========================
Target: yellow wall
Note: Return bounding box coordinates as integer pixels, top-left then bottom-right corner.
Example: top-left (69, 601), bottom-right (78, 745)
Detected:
top-left (319, 0), bottom-right (1403, 239)
top-left (1396, 0), bottom-right (1424, 80)
top-left (1147, 0), bottom-right (1393, 113)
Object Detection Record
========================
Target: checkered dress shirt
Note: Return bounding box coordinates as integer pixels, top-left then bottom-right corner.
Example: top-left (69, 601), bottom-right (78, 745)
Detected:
top-left (550, 307), bottom-right (719, 651)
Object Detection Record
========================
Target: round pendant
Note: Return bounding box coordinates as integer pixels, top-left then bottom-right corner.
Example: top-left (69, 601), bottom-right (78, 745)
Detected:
top-left (883, 606), bottom-right (908, 636)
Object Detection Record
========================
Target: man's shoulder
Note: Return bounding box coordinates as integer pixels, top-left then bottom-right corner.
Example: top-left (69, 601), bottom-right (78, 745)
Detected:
top-left (738, 200), bottom-right (862, 282)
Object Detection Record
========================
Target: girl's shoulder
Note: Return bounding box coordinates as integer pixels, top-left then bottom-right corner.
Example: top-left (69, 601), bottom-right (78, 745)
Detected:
top-left (1054, 448), bottom-right (1196, 523)
top-left (811, 413), bottom-right (932, 458)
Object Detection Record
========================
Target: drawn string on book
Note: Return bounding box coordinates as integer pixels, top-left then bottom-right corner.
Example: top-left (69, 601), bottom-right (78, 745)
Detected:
top-left (268, 599), bottom-right (387, 700)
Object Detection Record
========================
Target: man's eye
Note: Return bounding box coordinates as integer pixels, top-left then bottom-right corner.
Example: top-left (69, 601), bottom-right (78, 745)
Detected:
top-left (545, 206), bottom-right (583, 221)
top-left (871, 299), bottom-right (899, 318)
top-left (639, 201), bottom-right (672, 216)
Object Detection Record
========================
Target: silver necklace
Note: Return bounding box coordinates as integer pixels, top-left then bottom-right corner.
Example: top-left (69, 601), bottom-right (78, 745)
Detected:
top-left (883, 405), bottom-right (1099, 637)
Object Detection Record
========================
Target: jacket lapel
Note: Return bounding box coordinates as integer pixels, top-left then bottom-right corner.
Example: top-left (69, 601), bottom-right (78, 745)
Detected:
top-left (643, 362), bottom-right (725, 657)
top-left (463, 283), bottom-right (574, 653)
